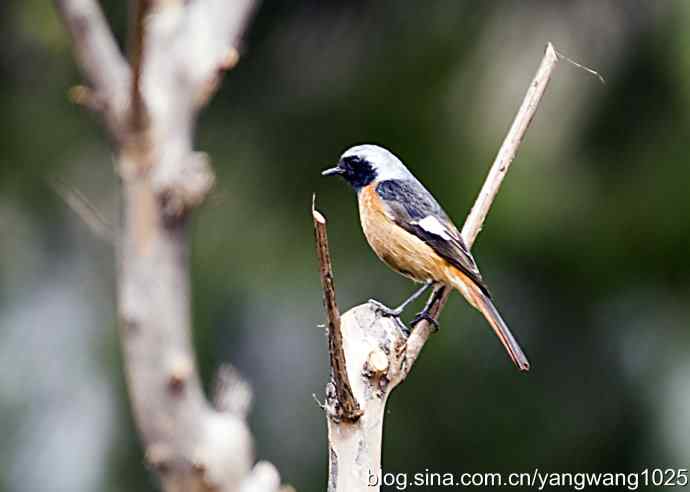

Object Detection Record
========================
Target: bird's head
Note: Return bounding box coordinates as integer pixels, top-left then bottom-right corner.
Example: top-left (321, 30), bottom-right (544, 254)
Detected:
top-left (322, 144), bottom-right (411, 191)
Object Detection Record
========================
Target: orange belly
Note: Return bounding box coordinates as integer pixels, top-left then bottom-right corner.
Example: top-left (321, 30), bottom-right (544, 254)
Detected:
top-left (358, 185), bottom-right (453, 284)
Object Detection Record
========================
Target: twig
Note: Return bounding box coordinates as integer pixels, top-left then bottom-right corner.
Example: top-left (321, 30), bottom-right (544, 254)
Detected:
top-left (54, 0), bottom-right (130, 134)
top-left (554, 48), bottom-right (606, 85)
top-left (404, 41), bottom-right (561, 377)
top-left (51, 179), bottom-right (113, 242)
top-left (462, 42), bottom-right (559, 245)
top-left (312, 195), bottom-right (362, 422)
top-left (128, 0), bottom-right (151, 133)
top-left (183, 0), bottom-right (258, 102)
top-left (213, 364), bottom-right (253, 418)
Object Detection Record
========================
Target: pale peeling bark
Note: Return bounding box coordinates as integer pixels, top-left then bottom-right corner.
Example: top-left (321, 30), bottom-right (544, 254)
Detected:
top-left (55, 1), bottom-right (287, 491)
top-left (319, 43), bottom-right (564, 492)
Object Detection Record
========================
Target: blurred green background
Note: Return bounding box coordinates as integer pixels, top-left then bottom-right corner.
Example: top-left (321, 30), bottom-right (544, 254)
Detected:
top-left (1, 1), bottom-right (689, 490)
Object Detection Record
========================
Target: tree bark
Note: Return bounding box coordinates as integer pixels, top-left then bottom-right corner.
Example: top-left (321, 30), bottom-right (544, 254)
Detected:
top-left (55, 1), bottom-right (287, 491)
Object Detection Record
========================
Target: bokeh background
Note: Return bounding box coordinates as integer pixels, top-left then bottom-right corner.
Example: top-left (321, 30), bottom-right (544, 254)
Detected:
top-left (2, 1), bottom-right (690, 490)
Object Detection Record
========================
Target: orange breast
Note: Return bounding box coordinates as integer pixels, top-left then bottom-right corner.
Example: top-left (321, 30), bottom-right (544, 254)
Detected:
top-left (358, 184), bottom-right (454, 284)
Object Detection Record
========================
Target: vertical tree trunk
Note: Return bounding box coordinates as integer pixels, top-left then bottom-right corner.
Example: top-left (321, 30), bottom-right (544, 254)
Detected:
top-left (55, 1), bottom-right (287, 490)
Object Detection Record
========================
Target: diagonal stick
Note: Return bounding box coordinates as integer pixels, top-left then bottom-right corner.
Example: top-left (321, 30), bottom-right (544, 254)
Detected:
top-left (404, 42), bottom-right (562, 376)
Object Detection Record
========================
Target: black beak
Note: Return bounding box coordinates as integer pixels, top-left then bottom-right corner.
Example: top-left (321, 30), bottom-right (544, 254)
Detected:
top-left (321, 166), bottom-right (343, 177)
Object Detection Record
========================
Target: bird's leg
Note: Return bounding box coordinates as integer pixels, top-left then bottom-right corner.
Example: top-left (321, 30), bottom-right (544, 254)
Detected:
top-left (368, 281), bottom-right (434, 317)
top-left (397, 280), bottom-right (435, 312)
top-left (411, 284), bottom-right (446, 331)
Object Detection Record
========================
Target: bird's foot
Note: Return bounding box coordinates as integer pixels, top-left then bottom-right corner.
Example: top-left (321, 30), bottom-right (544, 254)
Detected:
top-left (368, 299), bottom-right (403, 317)
top-left (411, 311), bottom-right (440, 332)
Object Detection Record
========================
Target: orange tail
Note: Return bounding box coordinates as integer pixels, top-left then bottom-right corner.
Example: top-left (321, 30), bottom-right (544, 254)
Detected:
top-left (453, 277), bottom-right (530, 372)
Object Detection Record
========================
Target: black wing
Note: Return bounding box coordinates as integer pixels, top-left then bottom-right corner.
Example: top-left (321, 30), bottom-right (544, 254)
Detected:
top-left (376, 179), bottom-right (491, 297)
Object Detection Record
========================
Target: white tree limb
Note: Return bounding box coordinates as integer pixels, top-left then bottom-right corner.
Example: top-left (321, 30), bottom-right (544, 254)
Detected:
top-left (317, 42), bottom-right (563, 492)
top-left (54, 0), bottom-right (130, 135)
top-left (184, 0), bottom-right (258, 90)
top-left (461, 42), bottom-right (559, 246)
top-left (55, 1), bottom-right (285, 491)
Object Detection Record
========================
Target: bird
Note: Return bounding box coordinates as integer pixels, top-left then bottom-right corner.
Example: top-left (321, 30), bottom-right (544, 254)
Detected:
top-left (322, 144), bottom-right (530, 371)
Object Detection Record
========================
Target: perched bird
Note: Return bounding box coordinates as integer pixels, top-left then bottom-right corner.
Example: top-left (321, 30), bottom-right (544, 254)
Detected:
top-left (322, 144), bottom-right (530, 371)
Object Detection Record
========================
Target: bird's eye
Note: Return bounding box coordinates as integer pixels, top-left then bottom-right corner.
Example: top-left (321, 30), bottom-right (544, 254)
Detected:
top-left (343, 155), bottom-right (364, 168)
top-left (337, 154), bottom-right (377, 188)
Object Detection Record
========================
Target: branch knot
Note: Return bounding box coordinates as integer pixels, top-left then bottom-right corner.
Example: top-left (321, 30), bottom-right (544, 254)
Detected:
top-left (155, 152), bottom-right (216, 223)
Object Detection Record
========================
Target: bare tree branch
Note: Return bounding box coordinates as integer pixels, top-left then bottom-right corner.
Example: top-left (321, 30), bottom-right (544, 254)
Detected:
top-left (55, 1), bottom-right (285, 491)
top-left (183, 0), bottom-right (258, 104)
top-left (404, 42), bottom-right (561, 377)
top-left (51, 178), bottom-right (114, 243)
top-left (461, 42), bottom-right (559, 246)
top-left (312, 196), bottom-right (362, 422)
top-left (401, 284), bottom-right (448, 379)
top-left (54, 0), bottom-right (130, 134)
top-left (321, 42), bottom-right (568, 492)
top-left (127, 0), bottom-right (151, 134)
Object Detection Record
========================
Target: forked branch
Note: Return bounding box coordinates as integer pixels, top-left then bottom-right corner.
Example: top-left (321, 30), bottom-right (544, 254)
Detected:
top-left (55, 1), bottom-right (288, 491)
top-left (316, 42), bottom-right (579, 492)
top-left (55, 0), bottom-right (130, 135)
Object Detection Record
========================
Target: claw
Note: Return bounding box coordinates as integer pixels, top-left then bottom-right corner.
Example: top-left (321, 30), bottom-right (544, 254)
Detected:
top-left (411, 311), bottom-right (440, 332)
top-left (368, 299), bottom-right (402, 317)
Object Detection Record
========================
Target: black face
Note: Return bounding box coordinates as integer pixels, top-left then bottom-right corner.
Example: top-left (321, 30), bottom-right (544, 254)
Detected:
top-left (323, 155), bottom-right (377, 191)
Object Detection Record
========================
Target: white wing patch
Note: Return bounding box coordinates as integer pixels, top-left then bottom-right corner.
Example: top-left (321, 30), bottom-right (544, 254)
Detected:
top-left (415, 216), bottom-right (452, 240)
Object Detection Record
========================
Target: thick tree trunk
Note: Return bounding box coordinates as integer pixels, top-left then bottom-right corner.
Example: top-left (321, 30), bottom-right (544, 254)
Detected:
top-left (55, 1), bottom-right (288, 490)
